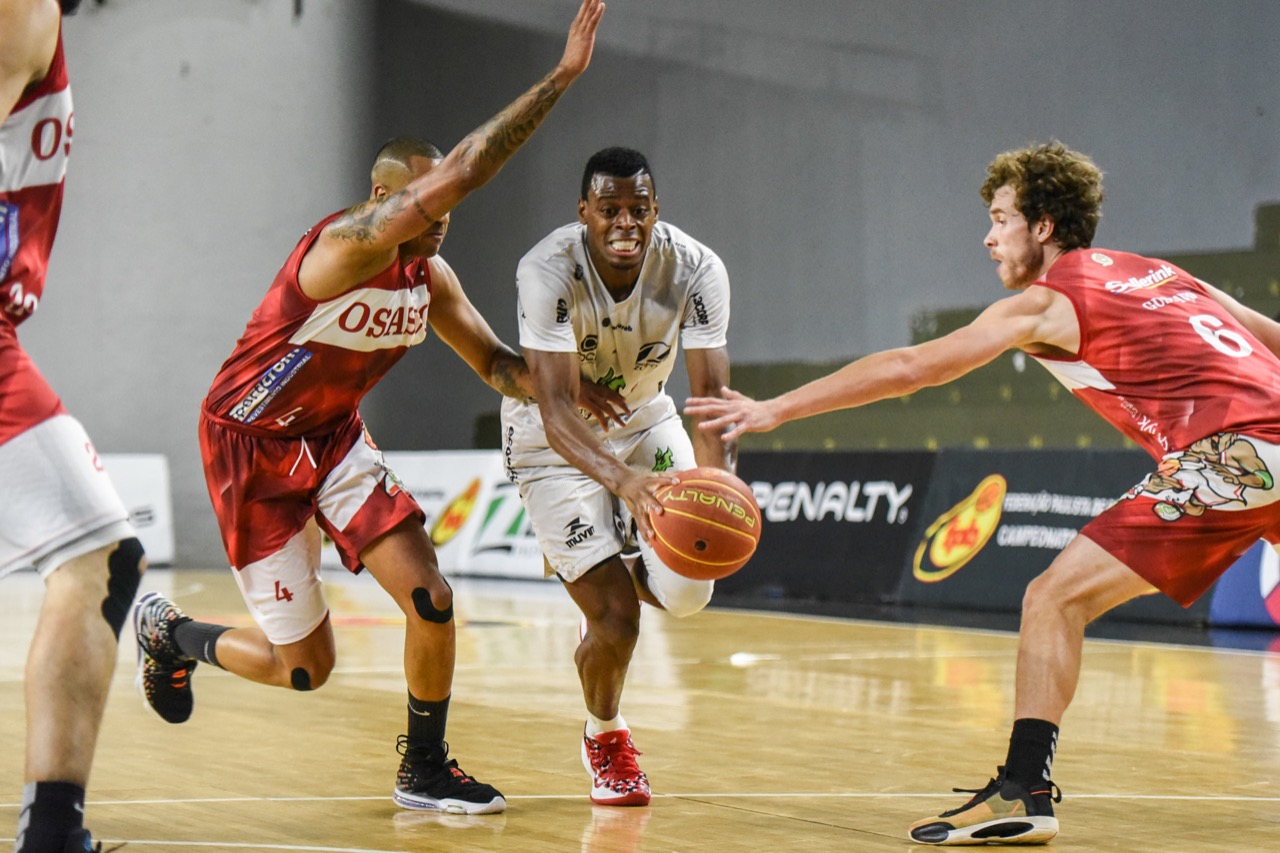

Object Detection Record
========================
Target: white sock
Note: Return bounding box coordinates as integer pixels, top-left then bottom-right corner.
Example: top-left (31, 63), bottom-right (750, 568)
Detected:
top-left (586, 711), bottom-right (626, 736)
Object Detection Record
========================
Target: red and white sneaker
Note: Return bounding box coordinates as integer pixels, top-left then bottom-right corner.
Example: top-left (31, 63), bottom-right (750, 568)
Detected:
top-left (581, 727), bottom-right (651, 807)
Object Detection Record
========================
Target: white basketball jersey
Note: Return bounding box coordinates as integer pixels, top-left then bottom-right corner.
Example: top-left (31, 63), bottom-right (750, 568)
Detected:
top-left (506, 220), bottom-right (729, 438)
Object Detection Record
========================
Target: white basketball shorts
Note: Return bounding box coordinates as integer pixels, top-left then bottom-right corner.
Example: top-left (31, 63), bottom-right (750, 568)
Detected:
top-left (0, 414), bottom-right (134, 578)
top-left (503, 395), bottom-right (715, 614)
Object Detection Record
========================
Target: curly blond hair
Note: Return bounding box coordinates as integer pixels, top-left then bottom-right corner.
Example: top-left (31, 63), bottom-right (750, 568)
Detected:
top-left (981, 141), bottom-right (1104, 250)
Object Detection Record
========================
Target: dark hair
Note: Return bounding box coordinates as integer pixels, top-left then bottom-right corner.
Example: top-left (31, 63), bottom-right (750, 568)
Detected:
top-left (374, 136), bottom-right (444, 170)
top-left (981, 141), bottom-right (1104, 251)
top-left (580, 147), bottom-right (654, 200)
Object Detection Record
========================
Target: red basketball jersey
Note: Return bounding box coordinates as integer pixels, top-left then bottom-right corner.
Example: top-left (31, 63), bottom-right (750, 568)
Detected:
top-left (203, 212), bottom-right (434, 437)
top-left (1031, 249), bottom-right (1280, 457)
top-left (0, 31), bottom-right (72, 444)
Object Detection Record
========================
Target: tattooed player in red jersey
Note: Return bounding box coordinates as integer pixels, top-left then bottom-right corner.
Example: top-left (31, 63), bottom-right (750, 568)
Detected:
top-left (133, 0), bottom-right (613, 817)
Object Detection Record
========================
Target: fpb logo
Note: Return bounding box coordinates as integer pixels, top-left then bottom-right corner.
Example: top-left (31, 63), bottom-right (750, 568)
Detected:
top-left (913, 474), bottom-right (1007, 583)
top-left (430, 477), bottom-right (482, 547)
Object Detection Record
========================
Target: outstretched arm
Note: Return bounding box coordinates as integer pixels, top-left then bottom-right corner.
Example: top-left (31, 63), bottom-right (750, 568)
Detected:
top-left (0, 0), bottom-right (60, 121)
top-left (301, 0), bottom-right (606, 298)
top-left (685, 285), bottom-right (1075, 440)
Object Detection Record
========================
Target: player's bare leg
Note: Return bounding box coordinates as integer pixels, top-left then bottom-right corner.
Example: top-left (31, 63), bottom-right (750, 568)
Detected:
top-left (563, 557), bottom-right (640, 720)
top-left (360, 518), bottom-right (456, 701)
top-left (361, 518), bottom-right (503, 814)
top-left (627, 558), bottom-right (663, 610)
top-left (26, 547), bottom-right (123, 781)
top-left (563, 558), bottom-right (650, 806)
top-left (23, 542), bottom-right (142, 852)
top-left (910, 535), bottom-right (1155, 845)
top-left (199, 618), bottom-right (337, 689)
top-left (1014, 534), bottom-right (1156, 722)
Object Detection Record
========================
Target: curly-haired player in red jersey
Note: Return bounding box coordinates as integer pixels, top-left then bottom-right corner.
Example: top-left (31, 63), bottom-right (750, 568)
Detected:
top-left (688, 140), bottom-right (1280, 845)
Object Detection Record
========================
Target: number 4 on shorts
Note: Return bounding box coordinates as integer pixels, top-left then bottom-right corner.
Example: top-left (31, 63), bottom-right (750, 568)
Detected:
top-left (274, 581), bottom-right (294, 602)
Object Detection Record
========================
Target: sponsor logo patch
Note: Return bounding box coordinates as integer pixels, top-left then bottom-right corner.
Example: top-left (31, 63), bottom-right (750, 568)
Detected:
top-left (564, 517), bottom-right (595, 548)
top-left (1104, 264), bottom-right (1177, 295)
top-left (228, 347), bottom-right (313, 424)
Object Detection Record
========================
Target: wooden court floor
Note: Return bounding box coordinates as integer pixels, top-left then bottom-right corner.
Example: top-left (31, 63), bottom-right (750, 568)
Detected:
top-left (1, 567), bottom-right (1279, 852)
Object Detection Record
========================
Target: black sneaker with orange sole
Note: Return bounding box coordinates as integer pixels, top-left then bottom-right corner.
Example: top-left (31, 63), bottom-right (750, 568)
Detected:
top-left (909, 766), bottom-right (1061, 845)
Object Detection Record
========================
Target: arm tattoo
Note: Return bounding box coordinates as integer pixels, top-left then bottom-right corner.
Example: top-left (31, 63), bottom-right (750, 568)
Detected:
top-left (331, 190), bottom-right (435, 242)
top-left (411, 194), bottom-right (435, 226)
top-left (328, 201), bottom-right (382, 244)
top-left (490, 355), bottom-right (533, 402)
top-left (458, 76), bottom-right (564, 175)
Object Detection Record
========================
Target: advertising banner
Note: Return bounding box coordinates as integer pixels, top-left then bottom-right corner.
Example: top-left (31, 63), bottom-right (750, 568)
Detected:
top-left (101, 454), bottom-right (175, 566)
top-left (897, 448), bottom-right (1212, 624)
top-left (718, 451), bottom-right (936, 604)
top-left (320, 450), bottom-right (545, 579)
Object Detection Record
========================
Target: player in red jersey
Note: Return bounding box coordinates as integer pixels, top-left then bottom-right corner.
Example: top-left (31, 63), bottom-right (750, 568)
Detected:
top-left (132, 0), bottom-right (611, 816)
top-left (686, 141), bottom-right (1280, 845)
top-left (1, 2), bottom-right (145, 851)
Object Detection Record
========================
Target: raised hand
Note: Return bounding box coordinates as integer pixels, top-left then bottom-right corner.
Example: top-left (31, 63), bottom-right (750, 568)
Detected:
top-left (557, 0), bottom-right (606, 82)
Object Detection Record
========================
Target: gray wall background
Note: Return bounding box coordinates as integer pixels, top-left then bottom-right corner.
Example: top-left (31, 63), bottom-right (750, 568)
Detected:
top-left (24, 0), bottom-right (1280, 565)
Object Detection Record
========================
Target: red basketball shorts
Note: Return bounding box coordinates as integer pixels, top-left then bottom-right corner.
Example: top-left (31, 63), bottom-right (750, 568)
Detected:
top-left (198, 411), bottom-right (424, 643)
top-left (1083, 432), bottom-right (1280, 606)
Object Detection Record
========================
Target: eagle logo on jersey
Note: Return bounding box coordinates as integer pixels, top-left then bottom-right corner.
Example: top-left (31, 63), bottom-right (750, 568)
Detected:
top-left (635, 341), bottom-right (672, 370)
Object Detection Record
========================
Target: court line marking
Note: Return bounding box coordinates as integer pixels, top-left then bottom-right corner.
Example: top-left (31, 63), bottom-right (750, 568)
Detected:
top-left (0, 791), bottom-right (1277, 808)
top-left (0, 843), bottom-right (399, 853)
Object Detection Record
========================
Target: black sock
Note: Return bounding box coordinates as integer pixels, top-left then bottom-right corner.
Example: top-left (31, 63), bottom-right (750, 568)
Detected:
top-left (16, 781), bottom-right (84, 853)
top-left (173, 621), bottom-right (231, 667)
top-left (407, 691), bottom-right (449, 752)
top-left (1003, 718), bottom-right (1059, 790)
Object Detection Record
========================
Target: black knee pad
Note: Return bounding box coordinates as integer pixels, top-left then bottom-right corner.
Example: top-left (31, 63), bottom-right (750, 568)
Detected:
top-left (104, 537), bottom-right (144, 638)
top-left (291, 667), bottom-right (313, 691)
top-left (411, 585), bottom-right (454, 624)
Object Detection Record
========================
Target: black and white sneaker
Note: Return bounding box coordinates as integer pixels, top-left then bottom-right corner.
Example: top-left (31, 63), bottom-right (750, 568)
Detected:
top-left (133, 591), bottom-right (198, 724)
top-left (393, 736), bottom-right (506, 814)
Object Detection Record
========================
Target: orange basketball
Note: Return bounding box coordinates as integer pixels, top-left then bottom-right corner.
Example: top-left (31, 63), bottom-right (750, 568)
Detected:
top-left (648, 467), bottom-right (762, 580)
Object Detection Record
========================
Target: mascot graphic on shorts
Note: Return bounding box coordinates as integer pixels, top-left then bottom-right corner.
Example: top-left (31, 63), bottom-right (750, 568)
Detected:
top-left (1125, 432), bottom-right (1277, 521)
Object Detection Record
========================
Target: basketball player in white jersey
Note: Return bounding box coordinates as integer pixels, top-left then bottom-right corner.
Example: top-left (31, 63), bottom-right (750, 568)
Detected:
top-left (2, 1), bottom-right (143, 851)
top-left (501, 147), bottom-right (736, 806)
